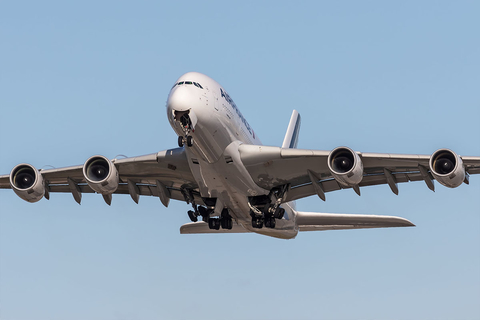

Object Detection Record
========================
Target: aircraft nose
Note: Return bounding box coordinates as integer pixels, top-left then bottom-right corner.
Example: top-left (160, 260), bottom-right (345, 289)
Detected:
top-left (167, 86), bottom-right (198, 112)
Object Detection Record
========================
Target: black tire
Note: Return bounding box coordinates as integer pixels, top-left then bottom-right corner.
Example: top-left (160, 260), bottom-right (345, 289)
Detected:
top-left (265, 219), bottom-right (271, 228)
top-left (187, 210), bottom-right (197, 222)
top-left (214, 219), bottom-right (221, 230)
top-left (257, 219), bottom-right (263, 229)
top-left (221, 218), bottom-right (232, 230)
top-left (187, 135), bottom-right (193, 147)
top-left (178, 136), bottom-right (184, 147)
top-left (208, 218), bottom-right (215, 229)
top-left (274, 208), bottom-right (285, 219)
top-left (269, 218), bottom-right (276, 229)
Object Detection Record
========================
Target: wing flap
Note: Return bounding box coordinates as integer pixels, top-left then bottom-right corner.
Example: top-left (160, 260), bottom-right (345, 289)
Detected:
top-left (47, 183), bottom-right (204, 205)
top-left (286, 170), bottom-right (427, 202)
top-left (296, 211), bottom-right (415, 232)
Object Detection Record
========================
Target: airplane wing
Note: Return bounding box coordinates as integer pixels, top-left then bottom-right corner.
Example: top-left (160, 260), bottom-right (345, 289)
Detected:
top-left (238, 145), bottom-right (480, 202)
top-left (0, 148), bottom-right (201, 206)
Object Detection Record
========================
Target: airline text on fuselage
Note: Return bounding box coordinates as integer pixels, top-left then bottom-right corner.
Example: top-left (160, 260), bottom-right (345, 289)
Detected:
top-left (220, 88), bottom-right (254, 137)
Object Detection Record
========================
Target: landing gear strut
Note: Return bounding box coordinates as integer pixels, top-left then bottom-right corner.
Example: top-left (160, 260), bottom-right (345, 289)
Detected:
top-left (182, 188), bottom-right (202, 222)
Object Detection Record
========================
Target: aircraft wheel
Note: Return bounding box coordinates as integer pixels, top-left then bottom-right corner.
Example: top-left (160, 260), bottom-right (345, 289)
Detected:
top-left (265, 219), bottom-right (271, 228)
top-left (187, 210), bottom-right (197, 222)
top-left (178, 136), bottom-right (184, 147)
top-left (187, 135), bottom-right (193, 147)
top-left (269, 217), bottom-right (276, 228)
top-left (208, 218), bottom-right (215, 229)
top-left (252, 218), bottom-right (263, 229)
top-left (257, 219), bottom-right (263, 228)
top-left (274, 208), bottom-right (285, 219)
top-left (221, 218), bottom-right (233, 230)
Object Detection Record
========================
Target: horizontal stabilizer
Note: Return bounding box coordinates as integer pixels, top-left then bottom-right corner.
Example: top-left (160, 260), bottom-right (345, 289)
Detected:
top-left (180, 221), bottom-right (251, 234)
top-left (296, 212), bottom-right (415, 232)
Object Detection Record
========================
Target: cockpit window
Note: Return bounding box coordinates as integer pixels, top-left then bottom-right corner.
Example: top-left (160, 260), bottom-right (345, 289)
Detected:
top-left (171, 81), bottom-right (203, 90)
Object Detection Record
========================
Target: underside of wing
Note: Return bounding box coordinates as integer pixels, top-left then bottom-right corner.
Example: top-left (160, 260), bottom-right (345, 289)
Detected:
top-left (1, 148), bottom-right (200, 206)
top-left (296, 212), bottom-right (415, 231)
top-left (238, 144), bottom-right (480, 202)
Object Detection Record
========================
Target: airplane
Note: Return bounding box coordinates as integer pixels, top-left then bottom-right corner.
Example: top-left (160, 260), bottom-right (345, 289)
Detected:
top-left (1, 72), bottom-right (479, 239)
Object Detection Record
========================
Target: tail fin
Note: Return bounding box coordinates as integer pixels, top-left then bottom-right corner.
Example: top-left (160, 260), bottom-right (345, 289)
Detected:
top-left (282, 110), bottom-right (301, 149)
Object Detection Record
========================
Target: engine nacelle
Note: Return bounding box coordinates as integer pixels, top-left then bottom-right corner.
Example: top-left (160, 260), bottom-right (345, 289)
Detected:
top-left (429, 149), bottom-right (465, 188)
top-left (327, 147), bottom-right (364, 187)
top-left (83, 155), bottom-right (119, 194)
top-left (9, 164), bottom-right (45, 203)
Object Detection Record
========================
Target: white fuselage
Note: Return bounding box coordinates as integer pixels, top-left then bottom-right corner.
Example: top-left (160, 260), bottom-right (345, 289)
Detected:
top-left (166, 72), bottom-right (297, 239)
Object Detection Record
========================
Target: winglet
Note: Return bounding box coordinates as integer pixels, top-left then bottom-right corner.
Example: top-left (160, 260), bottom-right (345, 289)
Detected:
top-left (282, 110), bottom-right (301, 149)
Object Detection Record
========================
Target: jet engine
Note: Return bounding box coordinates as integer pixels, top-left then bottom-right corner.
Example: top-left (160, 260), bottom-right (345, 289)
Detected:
top-left (9, 164), bottom-right (45, 203)
top-left (327, 147), bottom-right (364, 187)
top-left (429, 149), bottom-right (465, 188)
top-left (83, 155), bottom-right (119, 194)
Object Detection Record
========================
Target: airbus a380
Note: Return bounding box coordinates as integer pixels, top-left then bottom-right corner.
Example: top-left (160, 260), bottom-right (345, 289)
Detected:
top-left (1, 72), bottom-right (479, 239)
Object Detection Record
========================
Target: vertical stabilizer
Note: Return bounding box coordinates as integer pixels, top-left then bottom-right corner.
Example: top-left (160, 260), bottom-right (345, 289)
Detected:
top-left (282, 110), bottom-right (301, 149)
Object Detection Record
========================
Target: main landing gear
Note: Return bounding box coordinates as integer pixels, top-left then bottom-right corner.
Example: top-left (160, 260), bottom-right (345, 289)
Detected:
top-left (182, 190), bottom-right (233, 230)
top-left (191, 207), bottom-right (232, 230)
top-left (206, 208), bottom-right (233, 230)
top-left (250, 205), bottom-right (285, 229)
top-left (248, 184), bottom-right (288, 229)
top-left (175, 110), bottom-right (194, 147)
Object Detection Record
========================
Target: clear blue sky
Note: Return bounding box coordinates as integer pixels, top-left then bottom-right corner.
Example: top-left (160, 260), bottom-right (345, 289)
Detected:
top-left (1, 1), bottom-right (479, 319)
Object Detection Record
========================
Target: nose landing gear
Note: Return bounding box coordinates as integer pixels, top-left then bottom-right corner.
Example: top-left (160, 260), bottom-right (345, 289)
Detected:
top-left (178, 135), bottom-right (193, 147)
top-left (175, 111), bottom-right (194, 147)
